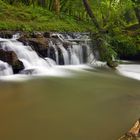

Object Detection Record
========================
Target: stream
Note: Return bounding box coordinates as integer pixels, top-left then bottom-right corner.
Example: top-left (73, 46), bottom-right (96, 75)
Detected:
top-left (0, 64), bottom-right (140, 140)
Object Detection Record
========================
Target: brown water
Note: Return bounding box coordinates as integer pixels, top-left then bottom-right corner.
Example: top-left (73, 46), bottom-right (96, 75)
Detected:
top-left (0, 67), bottom-right (140, 140)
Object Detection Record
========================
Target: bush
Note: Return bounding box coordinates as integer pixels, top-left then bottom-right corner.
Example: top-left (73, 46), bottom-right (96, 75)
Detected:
top-left (110, 34), bottom-right (139, 58)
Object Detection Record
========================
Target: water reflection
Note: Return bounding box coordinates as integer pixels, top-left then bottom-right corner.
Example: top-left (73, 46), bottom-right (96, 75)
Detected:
top-left (0, 66), bottom-right (140, 140)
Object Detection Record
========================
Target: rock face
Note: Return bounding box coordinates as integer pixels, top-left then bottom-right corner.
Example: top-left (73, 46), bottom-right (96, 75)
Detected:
top-left (18, 32), bottom-right (70, 64)
top-left (0, 31), bottom-right (15, 38)
top-left (119, 119), bottom-right (140, 140)
top-left (0, 49), bottom-right (24, 73)
top-left (18, 33), bottom-right (49, 57)
top-left (0, 31), bottom-right (95, 68)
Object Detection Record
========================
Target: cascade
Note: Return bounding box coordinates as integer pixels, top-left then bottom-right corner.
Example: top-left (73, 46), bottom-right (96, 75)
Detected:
top-left (49, 33), bottom-right (95, 65)
top-left (48, 41), bottom-right (59, 64)
top-left (0, 60), bottom-right (13, 76)
top-left (57, 43), bottom-right (69, 65)
top-left (0, 33), bottom-right (95, 76)
top-left (0, 38), bottom-right (50, 69)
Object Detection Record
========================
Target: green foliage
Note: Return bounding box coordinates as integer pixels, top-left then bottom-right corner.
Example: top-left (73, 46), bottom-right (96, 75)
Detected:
top-left (1, 0), bottom-right (139, 28)
top-left (94, 34), bottom-right (117, 62)
top-left (0, 0), bottom-right (140, 63)
top-left (0, 1), bottom-right (95, 31)
top-left (94, 26), bottom-right (139, 62)
top-left (110, 34), bottom-right (139, 57)
top-left (108, 26), bottom-right (140, 58)
top-left (100, 43), bottom-right (117, 62)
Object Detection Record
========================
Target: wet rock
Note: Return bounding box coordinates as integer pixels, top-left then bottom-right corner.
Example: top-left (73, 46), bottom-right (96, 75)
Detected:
top-left (0, 49), bottom-right (18, 65)
top-left (63, 42), bottom-right (71, 49)
top-left (48, 47), bottom-right (56, 62)
top-left (107, 60), bottom-right (118, 68)
top-left (30, 32), bottom-right (44, 38)
top-left (0, 31), bottom-right (14, 38)
top-left (82, 45), bottom-right (88, 63)
top-left (12, 60), bottom-right (24, 74)
top-left (58, 47), bottom-right (64, 65)
top-left (43, 32), bottom-right (51, 38)
top-left (119, 119), bottom-right (140, 140)
top-left (0, 49), bottom-right (24, 73)
top-left (18, 34), bottom-right (49, 57)
top-left (20, 68), bottom-right (35, 75)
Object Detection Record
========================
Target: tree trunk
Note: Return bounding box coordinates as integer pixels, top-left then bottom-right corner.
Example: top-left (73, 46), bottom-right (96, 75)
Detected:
top-left (82, 0), bottom-right (101, 30)
top-left (53, 0), bottom-right (60, 15)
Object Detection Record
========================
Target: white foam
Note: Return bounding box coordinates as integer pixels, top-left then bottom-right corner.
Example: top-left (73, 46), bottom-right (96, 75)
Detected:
top-left (0, 60), bottom-right (13, 76)
top-left (117, 64), bottom-right (140, 80)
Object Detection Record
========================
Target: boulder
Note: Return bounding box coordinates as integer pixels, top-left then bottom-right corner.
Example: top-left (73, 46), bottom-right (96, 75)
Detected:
top-left (107, 60), bottom-right (118, 68)
top-left (0, 49), bottom-right (24, 73)
top-left (18, 34), bottom-right (49, 57)
top-left (12, 60), bottom-right (24, 74)
top-left (119, 119), bottom-right (140, 140)
top-left (0, 49), bottom-right (17, 65)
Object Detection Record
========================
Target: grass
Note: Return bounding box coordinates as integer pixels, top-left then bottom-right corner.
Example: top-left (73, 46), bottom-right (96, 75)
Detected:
top-left (0, 1), bottom-right (95, 32)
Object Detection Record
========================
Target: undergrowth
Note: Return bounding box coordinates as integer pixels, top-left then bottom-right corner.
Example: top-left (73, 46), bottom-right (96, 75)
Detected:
top-left (0, 1), bottom-right (95, 32)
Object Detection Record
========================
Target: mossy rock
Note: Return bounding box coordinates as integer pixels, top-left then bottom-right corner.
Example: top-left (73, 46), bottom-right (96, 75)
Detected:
top-left (107, 60), bottom-right (118, 68)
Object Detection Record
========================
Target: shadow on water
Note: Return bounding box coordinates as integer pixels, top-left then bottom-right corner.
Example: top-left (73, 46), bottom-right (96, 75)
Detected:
top-left (0, 67), bottom-right (140, 140)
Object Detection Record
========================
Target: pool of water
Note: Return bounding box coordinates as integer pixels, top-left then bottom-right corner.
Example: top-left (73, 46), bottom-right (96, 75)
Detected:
top-left (0, 65), bottom-right (140, 140)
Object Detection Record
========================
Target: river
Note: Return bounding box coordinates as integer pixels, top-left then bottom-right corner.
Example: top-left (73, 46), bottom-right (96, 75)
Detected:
top-left (0, 64), bottom-right (140, 140)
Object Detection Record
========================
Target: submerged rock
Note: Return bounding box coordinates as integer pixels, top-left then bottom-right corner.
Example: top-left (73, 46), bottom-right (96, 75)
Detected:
top-left (0, 49), bottom-right (24, 73)
top-left (119, 119), bottom-right (140, 140)
top-left (20, 68), bottom-right (35, 75)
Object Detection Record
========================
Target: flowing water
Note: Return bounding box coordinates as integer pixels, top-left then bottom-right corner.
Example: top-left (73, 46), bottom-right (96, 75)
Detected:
top-left (0, 66), bottom-right (140, 140)
top-left (0, 34), bottom-right (140, 140)
top-left (0, 33), bottom-right (94, 76)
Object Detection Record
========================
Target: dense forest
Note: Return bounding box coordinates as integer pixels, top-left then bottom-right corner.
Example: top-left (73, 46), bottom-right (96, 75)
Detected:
top-left (1, 0), bottom-right (139, 26)
top-left (0, 0), bottom-right (140, 63)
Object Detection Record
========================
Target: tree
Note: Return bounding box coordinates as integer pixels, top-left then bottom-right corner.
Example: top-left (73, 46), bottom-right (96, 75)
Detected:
top-left (53, 0), bottom-right (60, 15)
top-left (82, 0), bottom-right (101, 30)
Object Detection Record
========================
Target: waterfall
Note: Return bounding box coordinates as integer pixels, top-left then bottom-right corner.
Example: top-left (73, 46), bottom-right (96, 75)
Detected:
top-left (0, 38), bottom-right (50, 69)
top-left (0, 33), bottom-right (95, 76)
top-left (0, 60), bottom-right (13, 76)
top-left (48, 41), bottom-right (59, 64)
top-left (58, 44), bottom-right (69, 65)
top-left (49, 33), bottom-right (95, 65)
